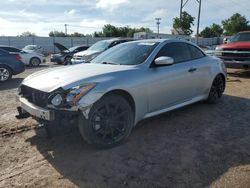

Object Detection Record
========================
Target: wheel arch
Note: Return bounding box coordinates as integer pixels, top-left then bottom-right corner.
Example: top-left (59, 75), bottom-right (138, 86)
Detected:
top-left (29, 56), bottom-right (41, 63)
top-left (217, 73), bottom-right (226, 91)
top-left (103, 89), bottom-right (136, 117)
top-left (0, 64), bottom-right (13, 74)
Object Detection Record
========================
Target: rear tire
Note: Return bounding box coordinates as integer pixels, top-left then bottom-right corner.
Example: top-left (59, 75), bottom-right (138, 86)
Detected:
top-left (0, 65), bottom-right (12, 82)
top-left (78, 94), bottom-right (134, 149)
top-left (206, 74), bottom-right (225, 104)
top-left (29, 57), bottom-right (41, 67)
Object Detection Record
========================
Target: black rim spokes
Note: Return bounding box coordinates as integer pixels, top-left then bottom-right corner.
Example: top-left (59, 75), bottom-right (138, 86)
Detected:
top-left (212, 76), bottom-right (224, 98)
top-left (91, 103), bottom-right (129, 142)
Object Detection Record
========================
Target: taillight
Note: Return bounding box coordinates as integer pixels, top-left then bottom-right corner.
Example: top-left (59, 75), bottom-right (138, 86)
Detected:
top-left (16, 55), bottom-right (22, 60)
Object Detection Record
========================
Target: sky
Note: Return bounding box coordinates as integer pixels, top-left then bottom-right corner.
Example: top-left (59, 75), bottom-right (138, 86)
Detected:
top-left (0, 0), bottom-right (249, 36)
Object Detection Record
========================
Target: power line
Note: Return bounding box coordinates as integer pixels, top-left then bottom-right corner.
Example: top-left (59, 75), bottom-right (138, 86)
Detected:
top-left (180, 0), bottom-right (190, 21)
top-left (229, 0), bottom-right (250, 12)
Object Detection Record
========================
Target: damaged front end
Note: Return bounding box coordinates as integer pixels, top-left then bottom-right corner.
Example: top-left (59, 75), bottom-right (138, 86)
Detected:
top-left (16, 83), bottom-right (104, 122)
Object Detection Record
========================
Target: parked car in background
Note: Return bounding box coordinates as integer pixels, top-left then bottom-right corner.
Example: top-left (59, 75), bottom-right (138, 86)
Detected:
top-left (22, 45), bottom-right (44, 54)
top-left (0, 49), bottom-right (25, 82)
top-left (16, 39), bottom-right (226, 148)
top-left (51, 43), bottom-right (89, 65)
top-left (71, 38), bottom-right (133, 64)
top-left (214, 31), bottom-right (250, 69)
top-left (0, 45), bottom-right (45, 67)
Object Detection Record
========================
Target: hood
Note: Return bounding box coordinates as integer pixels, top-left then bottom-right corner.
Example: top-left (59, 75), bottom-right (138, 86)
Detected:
top-left (54, 43), bottom-right (68, 52)
top-left (217, 42), bottom-right (250, 50)
top-left (75, 49), bottom-right (101, 56)
top-left (22, 63), bottom-right (135, 92)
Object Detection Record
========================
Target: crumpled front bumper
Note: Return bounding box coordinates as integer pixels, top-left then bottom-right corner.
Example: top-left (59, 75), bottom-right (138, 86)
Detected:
top-left (16, 96), bottom-right (80, 121)
top-left (17, 96), bottom-right (55, 120)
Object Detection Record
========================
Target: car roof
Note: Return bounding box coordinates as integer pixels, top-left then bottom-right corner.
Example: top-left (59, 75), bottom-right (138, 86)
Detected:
top-left (129, 38), bottom-right (191, 44)
top-left (239, 30), bottom-right (250, 34)
top-left (102, 38), bottom-right (134, 43)
top-left (0, 48), bottom-right (9, 54)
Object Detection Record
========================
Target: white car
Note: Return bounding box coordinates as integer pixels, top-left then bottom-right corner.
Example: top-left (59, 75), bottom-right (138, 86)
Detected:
top-left (22, 45), bottom-right (44, 54)
top-left (0, 45), bottom-right (45, 67)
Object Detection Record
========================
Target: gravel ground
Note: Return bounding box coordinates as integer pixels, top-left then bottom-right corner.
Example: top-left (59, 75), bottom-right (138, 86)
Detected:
top-left (0, 62), bottom-right (250, 188)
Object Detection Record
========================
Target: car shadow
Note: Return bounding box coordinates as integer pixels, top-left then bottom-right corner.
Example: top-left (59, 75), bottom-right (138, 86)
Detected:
top-left (0, 77), bottom-right (23, 91)
top-left (27, 94), bottom-right (250, 188)
top-left (227, 68), bottom-right (250, 79)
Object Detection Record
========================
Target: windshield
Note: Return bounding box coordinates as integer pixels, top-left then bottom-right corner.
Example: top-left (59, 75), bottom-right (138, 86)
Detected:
top-left (91, 41), bottom-right (159, 65)
top-left (23, 45), bottom-right (36, 50)
top-left (230, 33), bottom-right (250, 42)
top-left (88, 40), bottom-right (111, 51)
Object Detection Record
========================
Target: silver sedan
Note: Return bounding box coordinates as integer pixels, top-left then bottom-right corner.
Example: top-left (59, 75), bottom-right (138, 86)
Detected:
top-left (17, 39), bottom-right (227, 148)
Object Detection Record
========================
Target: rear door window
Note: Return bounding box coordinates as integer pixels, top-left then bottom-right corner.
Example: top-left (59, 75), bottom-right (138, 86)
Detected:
top-left (186, 44), bottom-right (205, 59)
top-left (0, 47), bottom-right (21, 52)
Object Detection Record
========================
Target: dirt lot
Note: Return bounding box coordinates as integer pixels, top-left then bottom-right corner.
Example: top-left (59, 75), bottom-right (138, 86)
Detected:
top-left (0, 63), bottom-right (250, 188)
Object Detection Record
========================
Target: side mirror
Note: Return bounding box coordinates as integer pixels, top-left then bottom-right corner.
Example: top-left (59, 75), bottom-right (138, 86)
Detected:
top-left (154, 56), bottom-right (174, 66)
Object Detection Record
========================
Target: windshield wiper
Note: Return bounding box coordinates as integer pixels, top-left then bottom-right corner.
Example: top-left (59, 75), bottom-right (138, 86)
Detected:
top-left (101, 62), bottom-right (120, 65)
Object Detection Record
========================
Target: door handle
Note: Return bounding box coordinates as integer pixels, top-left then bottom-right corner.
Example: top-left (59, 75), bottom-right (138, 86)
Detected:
top-left (188, 68), bottom-right (197, 72)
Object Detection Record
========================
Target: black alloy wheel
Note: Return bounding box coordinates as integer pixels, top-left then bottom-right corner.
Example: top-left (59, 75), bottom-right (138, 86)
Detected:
top-left (207, 74), bottom-right (225, 104)
top-left (78, 94), bottom-right (134, 149)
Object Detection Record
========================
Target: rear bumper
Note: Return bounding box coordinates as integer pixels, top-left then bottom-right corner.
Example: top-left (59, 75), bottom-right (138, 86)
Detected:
top-left (13, 61), bottom-right (25, 75)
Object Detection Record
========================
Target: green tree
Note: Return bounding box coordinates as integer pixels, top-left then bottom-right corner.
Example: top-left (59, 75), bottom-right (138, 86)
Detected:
top-left (222, 13), bottom-right (249, 35)
top-left (70, 32), bottom-right (85, 37)
top-left (48, 31), bottom-right (67, 37)
top-left (173, 11), bottom-right (195, 35)
top-left (95, 25), bottom-right (152, 38)
top-left (93, 31), bottom-right (103, 37)
top-left (102, 24), bottom-right (120, 37)
top-left (200, 23), bottom-right (223, 38)
top-left (127, 27), bottom-right (152, 37)
top-left (19, 31), bottom-right (36, 37)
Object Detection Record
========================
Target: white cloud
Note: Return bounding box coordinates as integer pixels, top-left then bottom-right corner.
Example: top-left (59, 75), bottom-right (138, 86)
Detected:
top-left (143, 9), bottom-right (169, 22)
top-left (64, 9), bottom-right (76, 16)
top-left (96, 0), bottom-right (129, 11)
top-left (1, 0), bottom-right (250, 36)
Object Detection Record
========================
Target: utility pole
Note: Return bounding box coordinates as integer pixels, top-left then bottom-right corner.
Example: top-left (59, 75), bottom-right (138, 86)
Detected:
top-left (155, 18), bottom-right (161, 38)
top-left (179, 0), bottom-right (190, 33)
top-left (64, 24), bottom-right (68, 36)
top-left (180, 0), bottom-right (183, 22)
top-left (196, 0), bottom-right (202, 44)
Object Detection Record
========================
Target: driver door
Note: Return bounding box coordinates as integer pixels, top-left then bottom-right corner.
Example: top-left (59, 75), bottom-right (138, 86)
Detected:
top-left (147, 42), bottom-right (198, 113)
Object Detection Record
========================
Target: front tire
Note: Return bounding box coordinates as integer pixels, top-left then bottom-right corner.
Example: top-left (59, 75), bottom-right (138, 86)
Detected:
top-left (206, 74), bottom-right (225, 104)
top-left (0, 66), bottom-right (12, 82)
top-left (64, 56), bottom-right (71, 65)
top-left (78, 94), bottom-right (134, 149)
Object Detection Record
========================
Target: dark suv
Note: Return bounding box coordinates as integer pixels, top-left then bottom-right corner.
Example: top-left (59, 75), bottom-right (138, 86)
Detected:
top-left (51, 43), bottom-right (89, 65)
top-left (0, 49), bottom-right (25, 82)
top-left (71, 38), bottom-right (133, 64)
